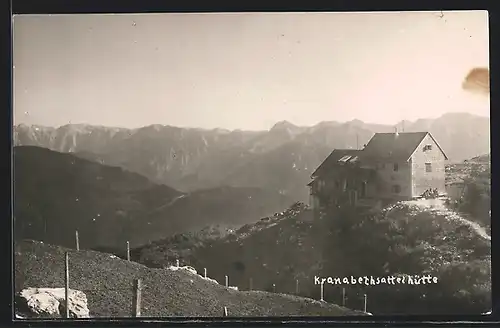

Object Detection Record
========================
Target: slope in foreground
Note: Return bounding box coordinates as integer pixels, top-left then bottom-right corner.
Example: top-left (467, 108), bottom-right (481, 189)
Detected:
top-left (14, 240), bottom-right (365, 318)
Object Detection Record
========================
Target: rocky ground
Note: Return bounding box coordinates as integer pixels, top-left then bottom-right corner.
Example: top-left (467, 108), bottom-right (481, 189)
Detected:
top-left (445, 156), bottom-right (490, 185)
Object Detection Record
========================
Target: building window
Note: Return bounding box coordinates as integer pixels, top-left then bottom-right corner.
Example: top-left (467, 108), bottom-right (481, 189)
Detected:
top-left (392, 185), bottom-right (401, 193)
top-left (425, 163), bottom-right (432, 172)
top-left (393, 163), bottom-right (399, 171)
top-left (423, 144), bottom-right (433, 151)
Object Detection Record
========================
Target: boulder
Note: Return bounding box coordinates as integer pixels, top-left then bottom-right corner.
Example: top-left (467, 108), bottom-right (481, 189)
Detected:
top-left (16, 287), bottom-right (90, 318)
top-left (201, 276), bottom-right (219, 284)
top-left (167, 265), bottom-right (198, 275)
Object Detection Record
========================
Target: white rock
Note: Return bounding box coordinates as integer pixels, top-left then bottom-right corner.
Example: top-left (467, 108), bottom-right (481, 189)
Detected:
top-left (20, 291), bottom-right (60, 316)
top-left (18, 287), bottom-right (90, 318)
top-left (167, 265), bottom-right (197, 275)
top-left (202, 276), bottom-right (219, 284)
top-left (228, 286), bottom-right (238, 291)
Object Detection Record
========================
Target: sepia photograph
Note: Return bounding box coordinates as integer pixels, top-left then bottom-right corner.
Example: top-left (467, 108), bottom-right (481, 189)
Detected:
top-left (12, 10), bottom-right (491, 319)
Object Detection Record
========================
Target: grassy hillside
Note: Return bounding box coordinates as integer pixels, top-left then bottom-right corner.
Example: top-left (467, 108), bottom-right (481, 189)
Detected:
top-left (14, 146), bottom-right (295, 249)
top-left (14, 146), bottom-right (180, 249)
top-left (326, 200), bottom-right (491, 314)
top-left (131, 200), bottom-right (491, 315)
top-left (445, 155), bottom-right (491, 231)
top-left (14, 240), bottom-right (365, 317)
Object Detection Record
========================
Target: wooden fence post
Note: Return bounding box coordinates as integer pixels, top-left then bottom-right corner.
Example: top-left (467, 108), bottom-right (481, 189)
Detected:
top-left (223, 306), bottom-right (228, 317)
top-left (320, 281), bottom-right (324, 301)
top-left (176, 259), bottom-right (180, 267)
top-left (204, 268), bottom-right (207, 278)
top-left (126, 241), bottom-right (130, 261)
top-left (295, 279), bottom-right (299, 294)
top-left (225, 275), bottom-right (228, 287)
top-left (75, 231), bottom-right (79, 251)
top-left (363, 294), bottom-right (367, 313)
top-left (132, 279), bottom-right (142, 317)
top-left (342, 287), bottom-right (346, 307)
top-left (272, 283), bottom-right (276, 293)
top-left (64, 252), bottom-right (70, 318)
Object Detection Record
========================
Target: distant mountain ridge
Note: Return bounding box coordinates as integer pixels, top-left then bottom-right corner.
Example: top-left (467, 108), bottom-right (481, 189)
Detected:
top-left (14, 112), bottom-right (490, 203)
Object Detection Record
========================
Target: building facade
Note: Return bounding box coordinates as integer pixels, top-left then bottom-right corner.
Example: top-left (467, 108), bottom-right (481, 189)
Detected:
top-left (308, 131), bottom-right (448, 214)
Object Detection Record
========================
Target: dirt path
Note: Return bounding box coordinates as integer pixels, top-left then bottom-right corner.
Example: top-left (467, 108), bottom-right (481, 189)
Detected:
top-left (405, 198), bottom-right (491, 242)
top-left (146, 194), bottom-right (188, 215)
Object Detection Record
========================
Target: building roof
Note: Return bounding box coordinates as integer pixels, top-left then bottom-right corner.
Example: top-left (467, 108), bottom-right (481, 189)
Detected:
top-left (311, 149), bottom-right (363, 178)
top-left (309, 131), bottom-right (448, 181)
top-left (361, 132), bottom-right (448, 162)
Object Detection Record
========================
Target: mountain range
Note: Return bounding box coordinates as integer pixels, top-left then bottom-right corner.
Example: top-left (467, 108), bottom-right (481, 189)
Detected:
top-left (14, 146), bottom-right (294, 249)
top-left (13, 112), bottom-right (490, 203)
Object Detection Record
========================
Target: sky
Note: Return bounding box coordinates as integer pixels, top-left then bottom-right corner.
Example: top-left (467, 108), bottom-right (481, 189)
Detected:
top-left (13, 11), bottom-right (490, 130)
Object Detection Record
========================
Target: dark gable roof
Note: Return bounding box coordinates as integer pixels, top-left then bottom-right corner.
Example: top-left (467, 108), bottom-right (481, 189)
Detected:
top-left (309, 132), bottom-right (448, 181)
top-left (360, 132), bottom-right (429, 162)
top-left (311, 149), bottom-right (363, 177)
